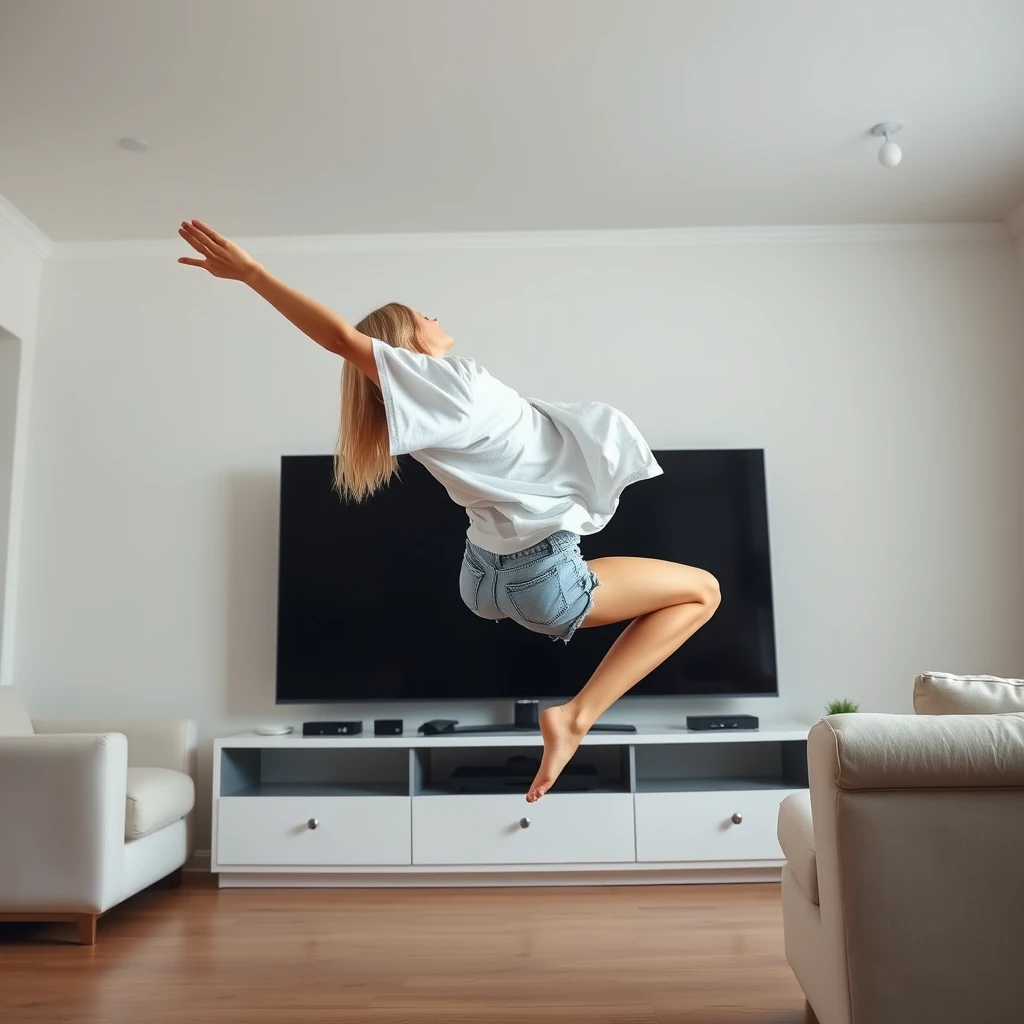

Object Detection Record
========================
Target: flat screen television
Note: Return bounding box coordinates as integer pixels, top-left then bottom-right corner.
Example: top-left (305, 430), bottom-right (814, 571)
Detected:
top-left (275, 450), bottom-right (778, 705)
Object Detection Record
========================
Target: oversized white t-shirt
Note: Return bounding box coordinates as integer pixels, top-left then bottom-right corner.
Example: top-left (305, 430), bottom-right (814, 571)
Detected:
top-left (372, 339), bottom-right (663, 555)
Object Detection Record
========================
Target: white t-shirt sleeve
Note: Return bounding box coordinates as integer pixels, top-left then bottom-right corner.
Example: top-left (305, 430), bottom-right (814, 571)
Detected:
top-left (372, 339), bottom-right (476, 456)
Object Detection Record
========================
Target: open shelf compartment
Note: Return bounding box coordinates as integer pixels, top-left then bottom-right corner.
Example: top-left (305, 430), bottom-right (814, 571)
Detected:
top-left (633, 739), bottom-right (807, 794)
top-left (412, 743), bottom-right (632, 796)
top-left (220, 745), bottom-right (410, 798)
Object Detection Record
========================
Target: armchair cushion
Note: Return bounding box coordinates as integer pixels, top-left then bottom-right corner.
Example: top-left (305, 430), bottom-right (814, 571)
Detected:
top-left (778, 791), bottom-right (818, 905)
top-left (0, 686), bottom-right (33, 736)
top-left (914, 671), bottom-right (1024, 716)
top-left (125, 768), bottom-right (195, 840)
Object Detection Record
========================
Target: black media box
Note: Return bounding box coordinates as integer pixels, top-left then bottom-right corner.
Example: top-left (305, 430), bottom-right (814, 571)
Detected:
top-left (303, 721), bottom-right (363, 737)
top-left (686, 714), bottom-right (759, 732)
top-left (374, 719), bottom-right (403, 736)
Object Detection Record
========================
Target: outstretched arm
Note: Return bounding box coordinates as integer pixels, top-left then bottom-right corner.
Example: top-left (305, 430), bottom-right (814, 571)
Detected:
top-left (177, 220), bottom-right (379, 384)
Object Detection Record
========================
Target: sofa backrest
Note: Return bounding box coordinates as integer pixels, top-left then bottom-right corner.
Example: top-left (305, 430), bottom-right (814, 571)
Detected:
top-left (914, 671), bottom-right (1024, 715)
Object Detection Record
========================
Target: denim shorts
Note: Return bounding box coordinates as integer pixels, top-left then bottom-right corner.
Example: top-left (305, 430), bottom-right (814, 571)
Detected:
top-left (459, 531), bottom-right (600, 642)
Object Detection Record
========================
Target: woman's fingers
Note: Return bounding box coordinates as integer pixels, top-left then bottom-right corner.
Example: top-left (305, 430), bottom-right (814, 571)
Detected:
top-left (177, 257), bottom-right (206, 268)
top-left (192, 219), bottom-right (227, 247)
top-left (187, 220), bottom-right (226, 255)
top-left (179, 225), bottom-right (211, 256)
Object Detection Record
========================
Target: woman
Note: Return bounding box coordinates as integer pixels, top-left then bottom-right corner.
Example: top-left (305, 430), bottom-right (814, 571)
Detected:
top-left (178, 219), bottom-right (720, 802)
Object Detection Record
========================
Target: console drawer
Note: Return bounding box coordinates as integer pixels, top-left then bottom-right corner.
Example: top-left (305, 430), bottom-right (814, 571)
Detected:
top-left (412, 794), bottom-right (635, 865)
top-left (635, 789), bottom-right (797, 863)
top-left (217, 796), bottom-right (411, 866)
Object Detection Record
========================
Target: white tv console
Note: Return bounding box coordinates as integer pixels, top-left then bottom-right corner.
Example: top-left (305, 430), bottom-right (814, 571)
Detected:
top-left (211, 724), bottom-right (809, 887)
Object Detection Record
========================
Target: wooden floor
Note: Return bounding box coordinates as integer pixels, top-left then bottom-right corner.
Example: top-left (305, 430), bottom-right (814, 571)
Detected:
top-left (0, 879), bottom-right (807, 1023)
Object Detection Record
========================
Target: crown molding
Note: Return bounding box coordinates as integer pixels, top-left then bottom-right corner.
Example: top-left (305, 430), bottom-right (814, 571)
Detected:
top-left (1006, 199), bottom-right (1024, 240)
top-left (48, 221), bottom-right (1009, 260)
top-left (0, 193), bottom-right (52, 259)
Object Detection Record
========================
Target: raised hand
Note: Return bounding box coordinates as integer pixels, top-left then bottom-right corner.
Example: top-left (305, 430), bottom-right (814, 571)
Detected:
top-left (177, 220), bottom-right (261, 282)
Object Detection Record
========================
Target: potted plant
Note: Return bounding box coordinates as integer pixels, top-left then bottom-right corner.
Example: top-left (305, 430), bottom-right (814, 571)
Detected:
top-left (825, 698), bottom-right (860, 715)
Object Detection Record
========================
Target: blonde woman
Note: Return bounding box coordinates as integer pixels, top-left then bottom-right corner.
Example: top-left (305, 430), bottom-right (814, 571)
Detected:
top-left (179, 219), bottom-right (720, 802)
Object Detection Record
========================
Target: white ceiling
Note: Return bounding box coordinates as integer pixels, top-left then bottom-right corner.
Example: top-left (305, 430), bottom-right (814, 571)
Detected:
top-left (2, 0), bottom-right (1023, 242)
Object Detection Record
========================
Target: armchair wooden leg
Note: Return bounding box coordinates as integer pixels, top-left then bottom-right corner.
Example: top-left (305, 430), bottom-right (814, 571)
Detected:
top-left (805, 1000), bottom-right (820, 1024)
top-left (167, 867), bottom-right (184, 889)
top-left (76, 914), bottom-right (98, 946)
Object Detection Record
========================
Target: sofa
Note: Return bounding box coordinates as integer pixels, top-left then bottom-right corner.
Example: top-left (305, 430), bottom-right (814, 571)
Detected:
top-left (0, 685), bottom-right (197, 944)
top-left (778, 672), bottom-right (1024, 1024)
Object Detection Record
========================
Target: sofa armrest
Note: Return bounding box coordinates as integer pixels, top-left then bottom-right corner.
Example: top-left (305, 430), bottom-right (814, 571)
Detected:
top-left (810, 712), bottom-right (1024, 791)
top-left (34, 717), bottom-right (198, 779)
top-left (777, 791), bottom-right (818, 904)
top-left (0, 734), bottom-right (128, 913)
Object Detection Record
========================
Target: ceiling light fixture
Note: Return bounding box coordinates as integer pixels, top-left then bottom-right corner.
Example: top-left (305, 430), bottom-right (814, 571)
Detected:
top-left (119, 136), bottom-right (149, 153)
top-left (871, 122), bottom-right (903, 168)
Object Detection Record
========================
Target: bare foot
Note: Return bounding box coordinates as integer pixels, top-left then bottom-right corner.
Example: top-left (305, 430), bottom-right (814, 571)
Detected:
top-left (527, 705), bottom-right (587, 802)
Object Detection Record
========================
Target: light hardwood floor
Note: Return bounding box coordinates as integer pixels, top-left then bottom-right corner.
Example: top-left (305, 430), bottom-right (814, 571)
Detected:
top-left (0, 879), bottom-right (808, 1023)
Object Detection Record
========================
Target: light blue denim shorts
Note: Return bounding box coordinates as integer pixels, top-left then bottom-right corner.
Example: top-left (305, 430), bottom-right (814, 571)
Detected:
top-left (459, 530), bottom-right (600, 642)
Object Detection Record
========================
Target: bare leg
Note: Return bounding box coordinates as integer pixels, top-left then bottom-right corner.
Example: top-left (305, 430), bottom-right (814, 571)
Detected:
top-left (527, 557), bottom-right (720, 802)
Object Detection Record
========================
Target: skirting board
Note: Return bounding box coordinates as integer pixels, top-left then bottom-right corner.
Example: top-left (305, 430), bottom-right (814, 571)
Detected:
top-left (187, 850), bottom-right (212, 872)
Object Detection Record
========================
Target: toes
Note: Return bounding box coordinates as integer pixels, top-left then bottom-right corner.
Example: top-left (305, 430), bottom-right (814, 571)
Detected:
top-left (526, 778), bottom-right (550, 802)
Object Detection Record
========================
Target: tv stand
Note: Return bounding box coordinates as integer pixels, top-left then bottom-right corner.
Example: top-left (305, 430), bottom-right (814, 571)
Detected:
top-left (450, 700), bottom-right (636, 735)
top-left (211, 723), bottom-right (809, 888)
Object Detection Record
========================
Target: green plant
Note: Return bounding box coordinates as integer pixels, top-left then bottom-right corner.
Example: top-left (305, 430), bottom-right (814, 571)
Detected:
top-left (825, 698), bottom-right (860, 715)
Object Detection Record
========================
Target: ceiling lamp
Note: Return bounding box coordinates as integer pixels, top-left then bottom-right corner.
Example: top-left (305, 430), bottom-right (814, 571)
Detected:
top-left (871, 122), bottom-right (903, 168)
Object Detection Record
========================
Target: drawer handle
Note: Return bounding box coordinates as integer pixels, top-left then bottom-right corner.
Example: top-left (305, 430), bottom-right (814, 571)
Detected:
top-left (731, 813), bottom-right (743, 825)
top-left (519, 817), bottom-right (531, 829)
top-left (307, 818), bottom-right (319, 830)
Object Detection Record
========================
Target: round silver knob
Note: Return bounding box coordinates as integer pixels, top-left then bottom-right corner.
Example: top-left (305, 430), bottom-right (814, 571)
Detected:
top-left (307, 818), bottom-right (319, 830)
top-left (519, 817), bottom-right (531, 829)
top-left (731, 813), bottom-right (743, 825)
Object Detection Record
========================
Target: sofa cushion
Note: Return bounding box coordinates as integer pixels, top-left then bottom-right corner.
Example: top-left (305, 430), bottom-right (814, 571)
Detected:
top-left (0, 686), bottom-right (34, 736)
top-left (777, 791), bottom-right (818, 905)
top-left (915, 671), bottom-right (1024, 716)
top-left (125, 767), bottom-right (195, 840)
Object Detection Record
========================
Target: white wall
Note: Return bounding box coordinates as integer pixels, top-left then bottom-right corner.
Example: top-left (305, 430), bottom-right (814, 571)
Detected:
top-left (0, 200), bottom-right (45, 684)
top-left (15, 228), bottom-right (1024, 851)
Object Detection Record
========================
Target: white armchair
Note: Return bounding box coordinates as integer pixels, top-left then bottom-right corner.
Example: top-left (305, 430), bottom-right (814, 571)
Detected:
top-left (778, 711), bottom-right (1024, 1024)
top-left (0, 686), bottom-right (197, 944)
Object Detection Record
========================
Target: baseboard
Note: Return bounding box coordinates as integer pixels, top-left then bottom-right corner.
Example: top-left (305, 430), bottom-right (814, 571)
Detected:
top-left (187, 850), bottom-right (212, 873)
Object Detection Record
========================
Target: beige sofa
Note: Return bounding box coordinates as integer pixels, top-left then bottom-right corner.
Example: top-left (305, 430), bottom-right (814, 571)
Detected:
top-left (778, 673), bottom-right (1024, 1024)
top-left (0, 686), bottom-right (197, 944)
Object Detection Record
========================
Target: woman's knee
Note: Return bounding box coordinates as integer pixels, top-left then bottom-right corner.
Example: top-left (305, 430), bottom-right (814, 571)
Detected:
top-left (693, 569), bottom-right (721, 613)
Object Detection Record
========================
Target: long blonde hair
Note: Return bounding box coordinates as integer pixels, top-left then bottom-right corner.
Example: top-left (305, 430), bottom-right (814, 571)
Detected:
top-left (334, 302), bottom-right (423, 502)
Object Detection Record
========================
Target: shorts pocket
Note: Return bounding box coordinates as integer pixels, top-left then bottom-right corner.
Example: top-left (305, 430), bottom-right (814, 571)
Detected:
top-left (459, 558), bottom-right (486, 612)
top-left (505, 564), bottom-right (569, 627)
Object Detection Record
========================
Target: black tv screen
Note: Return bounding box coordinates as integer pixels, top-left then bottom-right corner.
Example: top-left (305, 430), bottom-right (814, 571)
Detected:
top-left (275, 450), bottom-right (778, 704)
